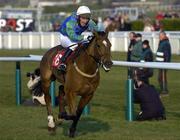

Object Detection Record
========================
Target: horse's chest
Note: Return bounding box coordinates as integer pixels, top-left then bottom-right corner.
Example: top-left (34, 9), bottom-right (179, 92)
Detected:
top-left (78, 78), bottom-right (99, 94)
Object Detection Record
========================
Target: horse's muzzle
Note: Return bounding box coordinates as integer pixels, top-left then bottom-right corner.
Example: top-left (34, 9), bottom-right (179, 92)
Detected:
top-left (102, 61), bottom-right (113, 72)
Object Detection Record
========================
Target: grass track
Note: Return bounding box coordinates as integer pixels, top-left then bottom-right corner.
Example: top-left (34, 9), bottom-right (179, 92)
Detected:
top-left (0, 50), bottom-right (180, 140)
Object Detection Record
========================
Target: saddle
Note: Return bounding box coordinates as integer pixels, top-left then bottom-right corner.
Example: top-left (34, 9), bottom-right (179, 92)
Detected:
top-left (52, 44), bottom-right (83, 68)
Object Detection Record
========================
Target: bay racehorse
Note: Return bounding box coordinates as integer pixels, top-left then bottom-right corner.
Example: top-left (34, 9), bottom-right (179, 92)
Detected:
top-left (40, 31), bottom-right (113, 137)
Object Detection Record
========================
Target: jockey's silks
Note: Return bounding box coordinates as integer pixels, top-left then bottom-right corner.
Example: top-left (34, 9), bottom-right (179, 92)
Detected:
top-left (59, 12), bottom-right (98, 42)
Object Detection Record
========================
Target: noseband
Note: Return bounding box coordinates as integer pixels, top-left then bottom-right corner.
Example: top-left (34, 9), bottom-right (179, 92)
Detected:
top-left (73, 61), bottom-right (99, 78)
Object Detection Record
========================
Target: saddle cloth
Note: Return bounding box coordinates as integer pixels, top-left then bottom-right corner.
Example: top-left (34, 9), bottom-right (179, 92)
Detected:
top-left (52, 50), bottom-right (65, 68)
top-left (52, 43), bottom-right (85, 68)
top-left (52, 49), bottom-right (76, 68)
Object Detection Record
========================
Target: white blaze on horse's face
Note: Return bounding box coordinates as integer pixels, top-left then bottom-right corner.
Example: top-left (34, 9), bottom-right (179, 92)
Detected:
top-left (102, 40), bottom-right (108, 47)
top-left (100, 38), bottom-right (112, 72)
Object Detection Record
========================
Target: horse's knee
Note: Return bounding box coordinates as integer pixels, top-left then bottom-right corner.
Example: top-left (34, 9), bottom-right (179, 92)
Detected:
top-left (65, 92), bottom-right (76, 115)
top-left (67, 99), bottom-right (76, 116)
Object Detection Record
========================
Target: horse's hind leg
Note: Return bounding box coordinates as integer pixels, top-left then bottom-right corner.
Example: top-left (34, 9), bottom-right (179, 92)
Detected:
top-left (69, 93), bottom-right (94, 137)
top-left (41, 79), bottom-right (56, 132)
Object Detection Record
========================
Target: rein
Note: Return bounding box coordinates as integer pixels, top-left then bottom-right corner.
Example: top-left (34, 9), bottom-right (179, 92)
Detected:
top-left (73, 39), bottom-right (101, 78)
top-left (73, 61), bottom-right (99, 78)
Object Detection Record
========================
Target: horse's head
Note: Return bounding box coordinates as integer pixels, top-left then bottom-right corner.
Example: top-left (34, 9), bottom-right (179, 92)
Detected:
top-left (88, 31), bottom-right (113, 72)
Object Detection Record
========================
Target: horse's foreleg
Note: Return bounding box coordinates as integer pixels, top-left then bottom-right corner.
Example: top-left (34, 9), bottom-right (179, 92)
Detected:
top-left (57, 85), bottom-right (66, 124)
top-left (69, 93), bottom-right (93, 137)
top-left (42, 81), bottom-right (56, 131)
top-left (66, 92), bottom-right (77, 116)
top-left (58, 88), bottom-right (77, 121)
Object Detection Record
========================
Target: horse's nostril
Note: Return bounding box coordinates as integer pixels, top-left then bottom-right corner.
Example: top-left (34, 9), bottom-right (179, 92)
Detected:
top-left (108, 61), bottom-right (112, 65)
top-left (104, 61), bottom-right (113, 68)
top-left (109, 61), bottom-right (113, 65)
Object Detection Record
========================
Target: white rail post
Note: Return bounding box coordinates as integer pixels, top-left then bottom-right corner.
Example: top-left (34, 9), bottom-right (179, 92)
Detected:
top-left (29, 32), bottom-right (33, 49)
top-left (0, 33), bottom-right (2, 49)
top-left (152, 32), bottom-right (156, 53)
top-left (51, 32), bottom-right (55, 48)
top-left (40, 32), bottom-right (44, 49)
top-left (124, 32), bottom-right (129, 52)
top-left (18, 32), bottom-right (22, 49)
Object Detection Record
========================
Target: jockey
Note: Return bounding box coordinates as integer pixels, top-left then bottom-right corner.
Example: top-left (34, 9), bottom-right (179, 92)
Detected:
top-left (58, 6), bottom-right (99, 72)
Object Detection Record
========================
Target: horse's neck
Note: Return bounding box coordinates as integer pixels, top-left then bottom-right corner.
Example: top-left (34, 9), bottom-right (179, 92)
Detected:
top-left (76, 41), bottom-right (98, 74)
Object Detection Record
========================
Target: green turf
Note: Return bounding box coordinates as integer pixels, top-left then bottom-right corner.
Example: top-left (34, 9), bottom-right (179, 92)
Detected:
top-left (0, 50), bottom-right (180, 140)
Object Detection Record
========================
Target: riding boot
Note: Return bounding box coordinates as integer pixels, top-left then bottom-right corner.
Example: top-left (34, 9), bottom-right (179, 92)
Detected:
top-left (58, 49), bottom-right (73, 73)
top-left (82, 42), bottom-right (89, 48)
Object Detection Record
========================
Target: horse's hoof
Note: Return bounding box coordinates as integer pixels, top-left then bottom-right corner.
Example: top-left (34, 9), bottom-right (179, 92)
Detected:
top-left (48, 127), bottom-right (56, 133)
top-left (69, 132), bottom-right (75, 138)
top-left (69, 128), bottom-right (76, 138)
top-left (48, 126), bottom-right (56, 131)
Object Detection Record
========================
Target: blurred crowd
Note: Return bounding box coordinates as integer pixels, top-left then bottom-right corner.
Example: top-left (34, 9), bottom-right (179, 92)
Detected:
top-left (1, 11), bottom-right (179, 32)
top-left (51, 13), bottom-right (132, 32)
top-left (156, 11), bottom-right (180, 20)
top-left (100, 13), bottom-right (132, 32)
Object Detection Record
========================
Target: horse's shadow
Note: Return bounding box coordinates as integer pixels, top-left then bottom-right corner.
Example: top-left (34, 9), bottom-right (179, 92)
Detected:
top-left (60, 117), bottom-right (110, 136)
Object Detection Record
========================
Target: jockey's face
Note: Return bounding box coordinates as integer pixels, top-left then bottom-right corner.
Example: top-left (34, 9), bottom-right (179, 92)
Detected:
top-left (79, 16), bottom-right (90, 27)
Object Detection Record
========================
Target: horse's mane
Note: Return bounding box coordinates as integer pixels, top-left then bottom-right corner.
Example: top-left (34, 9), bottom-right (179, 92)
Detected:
top-left (96, 31), bottom-right (106, 36)
top-left (72, 31), bottom-right (107, 58)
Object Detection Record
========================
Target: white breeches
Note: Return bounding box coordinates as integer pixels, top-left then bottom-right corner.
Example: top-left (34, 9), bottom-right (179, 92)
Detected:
top-left (59, 33), bottom-right (78, 51)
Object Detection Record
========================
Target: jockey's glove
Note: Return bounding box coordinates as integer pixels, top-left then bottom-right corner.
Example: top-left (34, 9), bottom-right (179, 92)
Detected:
top-left (83, 32), bottom-right (93, 41)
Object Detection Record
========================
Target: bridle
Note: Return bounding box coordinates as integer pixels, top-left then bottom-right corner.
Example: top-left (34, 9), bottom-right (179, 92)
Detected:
top-left (73, 35), bottom-right (105, 78)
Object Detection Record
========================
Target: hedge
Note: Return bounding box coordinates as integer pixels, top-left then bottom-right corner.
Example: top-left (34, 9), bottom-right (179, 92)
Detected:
top-left (131, 19), bottom-right (180, 31)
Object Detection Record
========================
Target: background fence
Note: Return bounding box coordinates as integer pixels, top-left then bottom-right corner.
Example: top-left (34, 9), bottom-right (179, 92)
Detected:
top-left (0, 31), bottom-right (180, 54)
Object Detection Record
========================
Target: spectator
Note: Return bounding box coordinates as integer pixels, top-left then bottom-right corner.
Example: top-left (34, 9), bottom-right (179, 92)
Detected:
top-left (127, 32), bottom-right (136, 78)
top-left (156, 31), bottom-right (171, 95)
top-left (119, 14), bottom-right (131, 31)
top-left (52, 21), bottom-right (60, 32)
top-left (139, 40), bottom-right (154, 84)
top-left (105, 17), bottom-right (119, 32)
top-left (153, 19), bottom-right (163, 31)
top-left (130, 33), bottom-right (143, 62)
top-left (26, 68), bottom-right (45, 105)
top-left (156, 12), bottom-right (164, 21)
top-left (103, 17), bottom-right (112, 30)
top-left (127, 32), bottom-right (136, 61)
top-left (164, 12), bottom-right (172, 19)
top-left (134, 69), bottom-right (166, 121)
top-left (24, 68), bottom-right (59, 106)
top-left (143, 18), bottom-right (154, 32)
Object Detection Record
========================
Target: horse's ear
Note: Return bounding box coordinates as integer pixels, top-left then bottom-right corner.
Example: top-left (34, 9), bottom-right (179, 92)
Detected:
top-left (93, 31), bottom-right (99, 38)
top-left (105, 30), bottom-right (109, 38)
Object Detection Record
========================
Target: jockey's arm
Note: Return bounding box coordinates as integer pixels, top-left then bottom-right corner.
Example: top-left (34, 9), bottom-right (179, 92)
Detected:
top-left (66, 22), bottom-right (83, 42)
